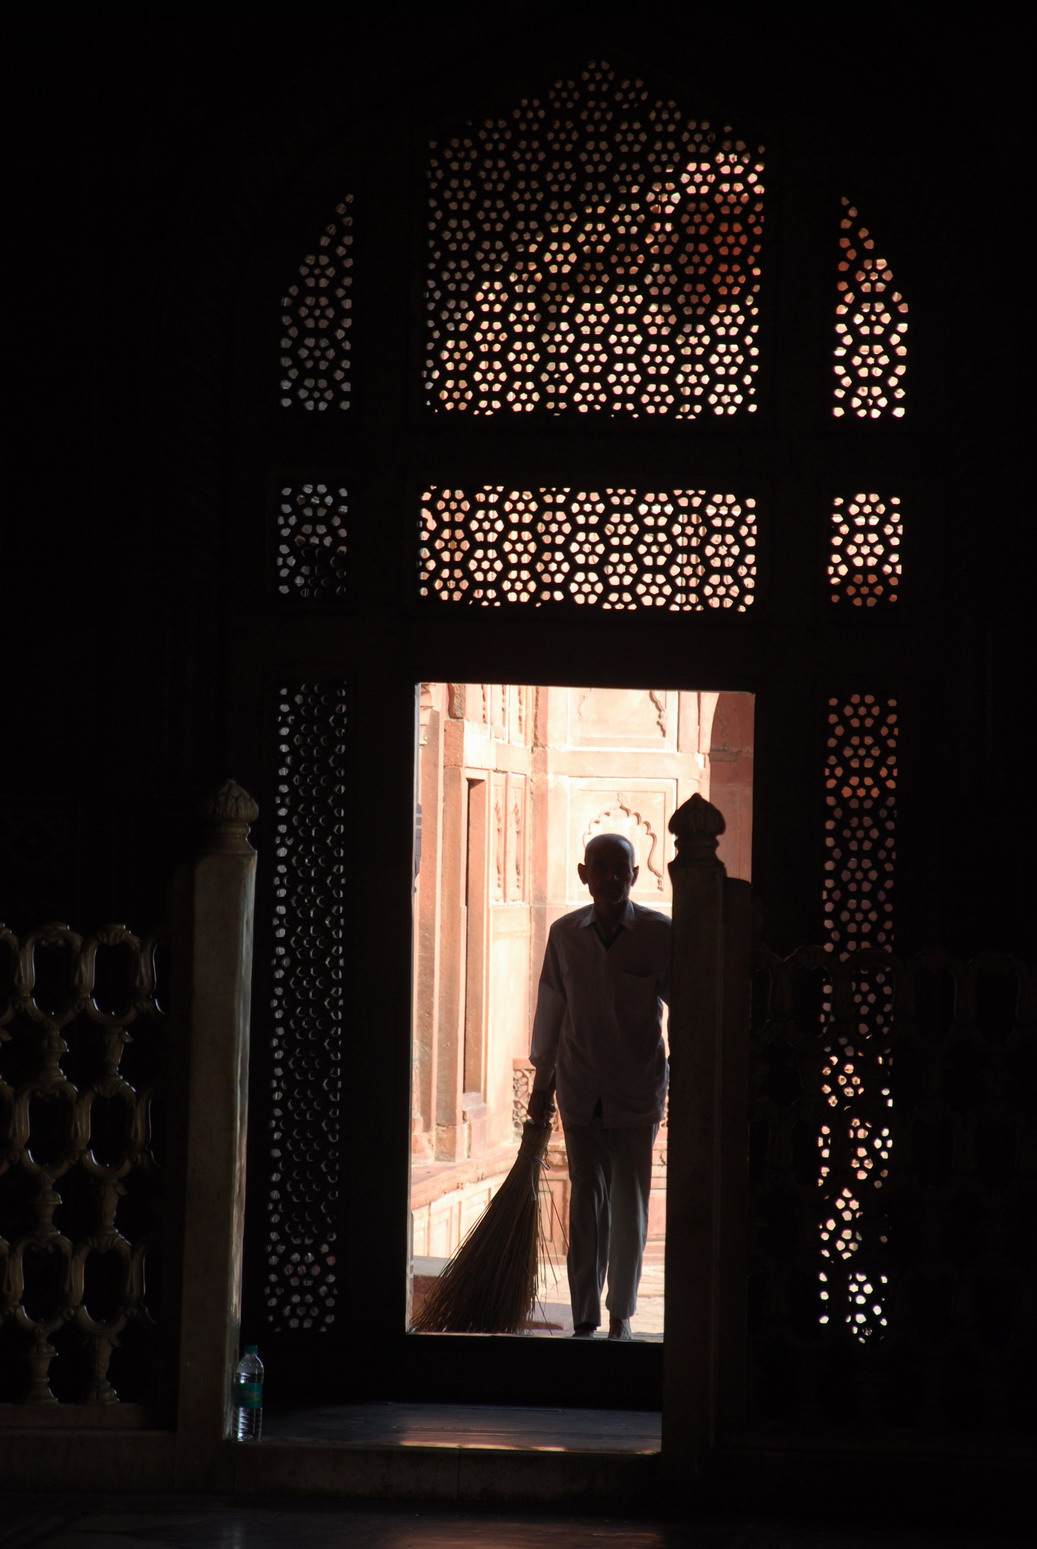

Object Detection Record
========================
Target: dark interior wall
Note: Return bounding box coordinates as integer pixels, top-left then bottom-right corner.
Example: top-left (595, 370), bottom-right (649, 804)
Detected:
top-left (5, 0), bottom-right (1033, 1423)
top-left (7, 2), bottom-right (1032, 950)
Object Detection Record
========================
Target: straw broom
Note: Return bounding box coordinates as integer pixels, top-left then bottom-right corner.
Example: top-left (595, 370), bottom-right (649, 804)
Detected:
top-left (411, 1119), bottom-right (553, 1333)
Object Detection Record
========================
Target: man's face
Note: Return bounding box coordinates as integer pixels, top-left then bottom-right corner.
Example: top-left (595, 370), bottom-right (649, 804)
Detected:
top-left (578, 839), bottom-right (638, 909)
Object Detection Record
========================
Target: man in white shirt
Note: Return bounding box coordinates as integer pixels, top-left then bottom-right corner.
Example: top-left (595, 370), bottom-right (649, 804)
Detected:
top-left (526, 833), bottom-right (671, 1340)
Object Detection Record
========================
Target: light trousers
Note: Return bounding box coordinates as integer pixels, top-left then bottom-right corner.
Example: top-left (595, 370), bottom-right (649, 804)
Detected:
top-left (562, 1118), bottom-right (657, 1325)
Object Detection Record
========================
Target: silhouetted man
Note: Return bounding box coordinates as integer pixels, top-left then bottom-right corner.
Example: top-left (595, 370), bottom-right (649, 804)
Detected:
top-left (527, 833), bottom-right (670, 1340)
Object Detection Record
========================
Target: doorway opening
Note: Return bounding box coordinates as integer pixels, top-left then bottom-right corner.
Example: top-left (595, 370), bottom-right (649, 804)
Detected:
top-left (408, 683), bottom-right (754, 1336)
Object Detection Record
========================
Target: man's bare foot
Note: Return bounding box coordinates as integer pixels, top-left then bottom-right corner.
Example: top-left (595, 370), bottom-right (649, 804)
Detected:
top-left (572, 1322), bottom-right (597, 1338)
top-left (607, 1317), bottom-right (632, 1341)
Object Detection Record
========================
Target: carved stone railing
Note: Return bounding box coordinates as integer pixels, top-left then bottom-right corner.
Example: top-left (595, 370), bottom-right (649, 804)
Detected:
top-left (0, 777), bottom-right (259, 1486)
top-left (747, 945), bottom-right (1037, 1434)
top-left (0, 921), bottom-right (167, 1406)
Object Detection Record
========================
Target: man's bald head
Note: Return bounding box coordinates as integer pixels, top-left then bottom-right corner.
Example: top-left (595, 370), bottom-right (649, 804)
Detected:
top-left (578, 833), bottom-right (638, 920)
top-left (583, 832), bottom-right (636, 869)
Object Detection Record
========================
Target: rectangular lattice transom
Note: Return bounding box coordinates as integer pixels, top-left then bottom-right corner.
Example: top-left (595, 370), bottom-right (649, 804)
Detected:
top-left (419, 487), bottom-right (757, 610)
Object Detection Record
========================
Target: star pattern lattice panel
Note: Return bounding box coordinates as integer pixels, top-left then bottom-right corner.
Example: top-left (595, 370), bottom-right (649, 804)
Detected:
top-left (280, 198), bottom-right (354, 411)
top-left (829, 494), bottom-right (902, 607)
top-left (266, 683), bottom-right (349, 1333)
top-left (419, 487), bottom-right (757, 610)
top-left (426, 61), bottom-right (764, 418)
top-left (275, 483), bottom-right (350, 599)
top-left (833, 200), bottom-right (908, 420)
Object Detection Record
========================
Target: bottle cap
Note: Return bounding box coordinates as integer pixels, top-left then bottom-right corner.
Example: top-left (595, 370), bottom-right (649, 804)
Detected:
top-left (245, 1344), bottom-right (258, 1354)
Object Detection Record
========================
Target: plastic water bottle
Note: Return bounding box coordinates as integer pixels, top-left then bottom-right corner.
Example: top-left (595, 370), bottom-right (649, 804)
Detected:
top-left (233, 1345), bottom-right (264, 1440)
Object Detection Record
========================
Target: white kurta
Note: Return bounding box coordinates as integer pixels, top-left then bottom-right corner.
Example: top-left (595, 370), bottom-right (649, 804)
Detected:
top-left (529, 900), bottom-right (671, 1128)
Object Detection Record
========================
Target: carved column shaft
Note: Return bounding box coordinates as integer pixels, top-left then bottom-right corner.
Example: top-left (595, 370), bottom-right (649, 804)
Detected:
top-left (663, 794), bottom-right (752, 1467)
top-left (171, 780), bottom-right (257, 1486)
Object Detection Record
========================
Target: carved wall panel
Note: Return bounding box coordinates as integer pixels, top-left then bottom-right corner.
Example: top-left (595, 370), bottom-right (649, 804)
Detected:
top-left (569, 688), bottom-right (677, 751)
top-left (569, 783), bottom-right (674, 905)
top-left (0, 924), bottom-right (166, 1405)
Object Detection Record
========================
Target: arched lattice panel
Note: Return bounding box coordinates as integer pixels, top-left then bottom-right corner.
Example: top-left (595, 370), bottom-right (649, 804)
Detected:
top-left (280, 198), bottom-right (354, 412)
top-left (263, 683), bottom-right (349, 1333)
top-left (418, 486), bottom-right (757, 610)
top-left (0, 924), bottom-right (166, 1405)
top-left (427, 61), bottom-right (764, 418)
top-left (833, 199), bottom-right (908, 419)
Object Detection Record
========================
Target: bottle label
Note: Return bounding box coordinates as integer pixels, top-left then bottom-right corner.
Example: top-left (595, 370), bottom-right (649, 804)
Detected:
top-left (236, 1379), bottom-right (263, 1409)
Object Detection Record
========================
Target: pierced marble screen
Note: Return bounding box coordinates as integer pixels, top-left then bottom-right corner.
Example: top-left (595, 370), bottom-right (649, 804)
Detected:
top-left (427, 61), bottom-right (764, 418)
top-left (834, 200), bottom-right (908, 419)
top-left (276, 483), bottom-right (350, 599)
top-left (280, 199), bottom-right (354, 411)
top-left (419, 486), bottom-right (757, 610)
top-left (823, 695), bottom-right (897, 955)
top-left (265, 683), bottom-right (348, 1331)
top-left (829, 494), bottom-right (902, 607)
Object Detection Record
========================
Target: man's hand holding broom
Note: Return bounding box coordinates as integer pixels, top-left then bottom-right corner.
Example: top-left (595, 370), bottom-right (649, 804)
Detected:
top-left (526, 1084), bottom-right (556, 1129)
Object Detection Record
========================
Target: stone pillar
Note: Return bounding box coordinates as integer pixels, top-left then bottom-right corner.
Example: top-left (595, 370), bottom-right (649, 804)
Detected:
top-left (171, 780), bottom-right (257, 1487)
top-left (662, 794), bottom-right (752, 1471)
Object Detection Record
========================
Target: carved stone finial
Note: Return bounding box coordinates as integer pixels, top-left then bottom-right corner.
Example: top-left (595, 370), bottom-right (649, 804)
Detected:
top-left (201, 780), bottom-right (258, 854)
top-left (668, 793), bottom-right (726, 870)
top-left (206, 780), bottom-right (259, 826)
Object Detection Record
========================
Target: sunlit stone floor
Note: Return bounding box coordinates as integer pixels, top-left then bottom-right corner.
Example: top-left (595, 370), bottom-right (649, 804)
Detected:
top-left (1, 1495), bottom-right (1028, 1549)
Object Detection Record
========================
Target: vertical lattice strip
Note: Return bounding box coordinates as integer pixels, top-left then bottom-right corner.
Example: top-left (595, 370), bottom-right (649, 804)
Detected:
top-left (833, 199), bottom-right (908, 419)
top-left (820, 695), bottom-right (898, 1346)
top-left (280, 199), bottom-right (354, 411)
top-left (267, 684), bottom-right (348, 1331)
top-left (823, 695), bottom-right (897, 953)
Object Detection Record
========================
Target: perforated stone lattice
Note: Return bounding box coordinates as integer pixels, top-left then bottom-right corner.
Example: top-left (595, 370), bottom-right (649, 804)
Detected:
top-left (267, 685), bottom-right (348, 1332)
top-left (280, 199), bottom-right (354, 411)
top-left (419, 487), bottom-right (756, 610)
top-left (750, 947), bottom-right (1036, 1428)
top-left (426, 62), bottom-right (764, 418)
top-left (829, 494), bottom-right (902, 607)
top-left (0, 924), bottom-right (165, 1404)
top-left (816, 696), bottom-right (899, 1349)
top-left (276, 484), bottom-right (350, 599)
top-left (823, 695), bottom-right (897, 955)
top-left (834, 199), bottom-right (908, 419)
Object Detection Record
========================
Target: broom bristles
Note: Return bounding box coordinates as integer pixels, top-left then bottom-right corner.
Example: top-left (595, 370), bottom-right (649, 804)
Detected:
top-left (411, 1121), bottom-right (552, 1334)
